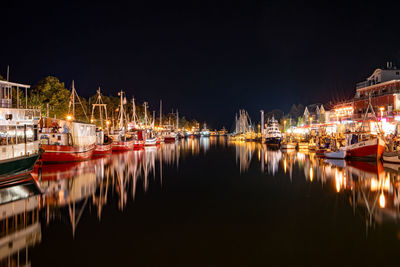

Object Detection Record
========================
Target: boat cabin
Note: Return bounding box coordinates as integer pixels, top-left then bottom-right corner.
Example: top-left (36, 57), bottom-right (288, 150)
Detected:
top-left (39, 118), bottom-right (96, 147)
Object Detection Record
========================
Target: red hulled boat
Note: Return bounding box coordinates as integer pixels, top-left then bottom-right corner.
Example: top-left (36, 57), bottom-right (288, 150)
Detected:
top-left (93, 130), bottom-right (113, 155)
top-left (344, 137), bottom-right (385, 160)
top-left (39, 118), bottom-right (96, 163)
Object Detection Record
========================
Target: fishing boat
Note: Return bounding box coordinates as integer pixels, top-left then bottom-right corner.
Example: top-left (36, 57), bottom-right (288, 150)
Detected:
top-left (265, 117), bottom-right (282, 146)
top-left (39, 82), bottom-right (96, 162)
top-left (324, 149), bottom-right (347, 159)
top-left (94, 130), bottom-right (112, 155)
top-left (110, 91), bottom-right (134, 151)
top-left (91, 88), bottom-right (112, 155)
top-left (0, 80), bottom-right (42, 178)
top-left (343, 135), bottom-right (385, 160)
top-left (164, 132), bottom-right (177, 143)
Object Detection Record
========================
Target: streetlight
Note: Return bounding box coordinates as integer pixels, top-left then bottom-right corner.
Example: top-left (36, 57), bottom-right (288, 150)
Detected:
top-left (379, 107), bottom-right (384, 119)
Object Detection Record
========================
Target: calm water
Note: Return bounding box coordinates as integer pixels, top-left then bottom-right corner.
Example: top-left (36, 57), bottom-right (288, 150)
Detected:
top-left (3, 136), bottom-right (400, 266)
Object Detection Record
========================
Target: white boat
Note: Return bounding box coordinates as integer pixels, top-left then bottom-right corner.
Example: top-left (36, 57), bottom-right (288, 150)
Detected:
top-left (0, 80), bottom-right (42, 179)
top-left (324, 150), bottom-right (346, 159)
top-left (298, 142), bottom-right (309, 150)
top-left (281, 143), bottom-right (296, 149)
top-left (145, 137), bottom-right (157, 146)
top-left (265, 117), bottom-right (282, 145)
top-left (383, 151), bottom-right (400, 163)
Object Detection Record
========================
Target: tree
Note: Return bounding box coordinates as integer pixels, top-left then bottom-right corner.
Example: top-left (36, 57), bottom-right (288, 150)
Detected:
top-left (30, 76), bottom-right (70, 119)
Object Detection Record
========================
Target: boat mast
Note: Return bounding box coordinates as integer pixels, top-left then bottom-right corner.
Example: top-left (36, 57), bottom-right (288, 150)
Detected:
top-left (176, 109), bottom-right (179, 131)
top-left (260, 110), bottom-right (264, 135)
top-left (132, 97), bottom-right (136, 127)
top-left (118, 90), bottom-right (125, 130)
top-left (91, 87), bottom-right (108, 129)
top-left (144, 102), bottom-right (148, 128)
top-left (160, 100), bottom-right (162, 127)
top-left (72, 80), bottom-right (75, 118)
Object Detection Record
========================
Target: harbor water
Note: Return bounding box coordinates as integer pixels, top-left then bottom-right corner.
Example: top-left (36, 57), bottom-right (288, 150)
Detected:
top-left (5, 137), bottom-right (400, 266)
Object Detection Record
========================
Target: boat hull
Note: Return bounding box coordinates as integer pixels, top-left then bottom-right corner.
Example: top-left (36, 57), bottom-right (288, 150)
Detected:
top-left (383, 152), bottom-right (400, 163)
top-left (145, 138), bottom-right (157, 146)
top-left (164, 137), bottom-right (177, 143)
top-left (266, 138), bottom-right (281, 146)
top-left (281, 143), bottom-right (296, 149)
top-left (0, 153), bottom-right (41, 179)
top-left (133, 140), bottom-right (145, 150)
top-left (112, 140), bottom-right (134, 151)
top-left (40, 144), bottom-right (95, 163)
top-left (93, 143), bottom-right (112, 155)
top-left (324, 150), bottom-right (346, 159)
top-left (345, 137), bottom-right (385, 160)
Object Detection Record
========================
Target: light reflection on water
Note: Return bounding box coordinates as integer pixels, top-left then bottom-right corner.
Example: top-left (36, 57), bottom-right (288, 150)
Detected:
top-left (1, 136), bottom-right (400, 265)
top-left (232, 141), bottom-right (400, 231)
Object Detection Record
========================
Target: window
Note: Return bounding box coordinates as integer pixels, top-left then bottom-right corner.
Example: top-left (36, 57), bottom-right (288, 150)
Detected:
top-left (34, 125), bottom-right (38, 141)
top-left (26, 125), bottom-right (34, 142)
top-left (17, 126), bottom-right (25, 144)
top-left (396, 72), bottom-right (399, 75)
top-left (0, 126), bottom-right (6, 145)
top-left (8, 126), bottom-right (16, 145)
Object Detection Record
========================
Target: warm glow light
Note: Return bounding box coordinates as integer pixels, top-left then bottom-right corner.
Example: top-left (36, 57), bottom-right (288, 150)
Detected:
top-left (106, 120), bottom-right (110, 125)
top-left (283, 159), bottom-right (287, 173)
top-left (66, 115), bottom-right (73, 121)
top-left (309, 167), bottom-right (313, 182)
top-left (379, 192), bottom-right (386, 208)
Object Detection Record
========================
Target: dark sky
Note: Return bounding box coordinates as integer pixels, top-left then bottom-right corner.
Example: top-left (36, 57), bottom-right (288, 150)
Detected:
top-left (2, 1), bottom-right (400, 128)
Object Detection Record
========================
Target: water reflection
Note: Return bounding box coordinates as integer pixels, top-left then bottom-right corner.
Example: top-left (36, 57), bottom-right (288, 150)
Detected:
top-left (233, 141), bottom-right (400, 231)
top-left (0, 176), bottom-right (41, 266)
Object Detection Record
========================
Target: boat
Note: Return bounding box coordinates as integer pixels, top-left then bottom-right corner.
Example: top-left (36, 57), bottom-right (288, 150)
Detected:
top-left (39, 82), bottom-right (96, 162)
top-left (281, 142), bottom-right (296, 149)
top-left (265, 117), bottom-right (282, 146)
top-left (0, 80), bottom-right (42, 178)
top-left (91, 88), bottom-right (113, 155)
top-left (132, 130), bottom-right (145, 149)
top-left (164, 132), bottom-right (177, 143)
top-left (110, 90), bottom-right (134, 151)
top-left (144, 130), bottom-right (157, 146)
top-left (316, 148), bottom-right (328, 156)
top-left (93, 130), bottom-right (112, 155)
top-left (383, 151), bottom-right (400, 164)
top-left (343, 135), bottom-right (385, 160)
top-left (324, 149), bottom-right (347, 159)
top-left (111, 132), bottom-right (134, 151)
top-left (298, 142), bottom-right (309, 150)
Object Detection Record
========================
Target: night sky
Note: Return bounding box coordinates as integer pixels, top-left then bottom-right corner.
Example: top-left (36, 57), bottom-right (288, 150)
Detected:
top-left (2, 1), bottom-right (400, 128)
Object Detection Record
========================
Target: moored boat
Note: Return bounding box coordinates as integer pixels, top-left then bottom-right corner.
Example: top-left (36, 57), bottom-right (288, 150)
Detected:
top-left (39, 118), bottom-right (96, 162)
top-left (93, 130), bottom-right (112, 155)
top-left (39, 82), bottom-right (96, 163)
top-left (0, 80), bottom-right (42, 178)
top-left (383, 151), bottom-right (400, 164)
top-left (111, 133), bottom-right (134, 151)
top-left (265, 117), bottom-right (282, 146)
top-left (343, 136), bottom-right (385, 160)
top-left (324, 149), bottom-right (347, 159)
top-left (164, 132), bottom-right (177, 143)
top-left (281, 142), bottom-right (296, 149)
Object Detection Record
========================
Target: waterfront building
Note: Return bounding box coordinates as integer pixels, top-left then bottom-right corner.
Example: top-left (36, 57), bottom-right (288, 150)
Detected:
top-left (334, 62), bottom-right (400, 121)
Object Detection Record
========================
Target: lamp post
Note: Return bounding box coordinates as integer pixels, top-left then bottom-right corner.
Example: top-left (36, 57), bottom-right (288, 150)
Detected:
top-left (379, 107), bottom-right (384, 119)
